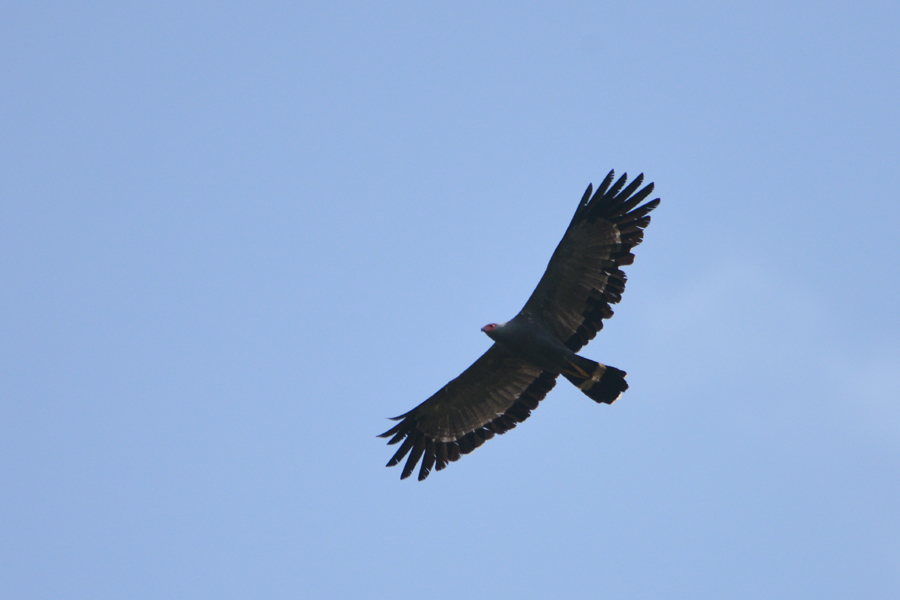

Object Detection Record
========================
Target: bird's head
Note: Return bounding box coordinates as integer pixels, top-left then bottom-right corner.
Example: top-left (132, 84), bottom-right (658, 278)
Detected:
top-left (481, 322), bottom-right (503, 340)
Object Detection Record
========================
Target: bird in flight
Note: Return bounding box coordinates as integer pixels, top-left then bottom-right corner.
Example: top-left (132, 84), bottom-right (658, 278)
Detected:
top-left (380, 170), bottom-right (660, 480)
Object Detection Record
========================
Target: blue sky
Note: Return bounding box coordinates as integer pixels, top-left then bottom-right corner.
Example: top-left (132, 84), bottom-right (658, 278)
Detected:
top-left (2, 2), bottom-right (899, 598)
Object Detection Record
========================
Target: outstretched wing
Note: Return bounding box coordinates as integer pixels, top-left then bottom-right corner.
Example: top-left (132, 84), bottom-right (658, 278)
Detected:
top-left (521, 170), bottom-right (660, 352)
top-left (378, 344), bottom-right (558, 481)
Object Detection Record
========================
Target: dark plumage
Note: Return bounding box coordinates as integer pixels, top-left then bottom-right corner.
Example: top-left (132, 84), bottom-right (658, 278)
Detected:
top-left (380, 170), bottom-right (660, 480)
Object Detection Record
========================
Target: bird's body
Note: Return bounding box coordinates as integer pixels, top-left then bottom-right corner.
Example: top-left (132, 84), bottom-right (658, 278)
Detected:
top-left (380, 170), bottom-right (660, 480)
top-left (484, 317), bottom-right (573, 373)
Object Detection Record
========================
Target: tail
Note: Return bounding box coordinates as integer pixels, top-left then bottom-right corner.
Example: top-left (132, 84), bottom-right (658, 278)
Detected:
top-left (562, 355), bottom-right (628, 404)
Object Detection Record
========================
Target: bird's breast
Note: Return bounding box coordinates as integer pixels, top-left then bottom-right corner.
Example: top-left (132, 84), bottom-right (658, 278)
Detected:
top-left (494, 317), bottom-right (572, 373)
